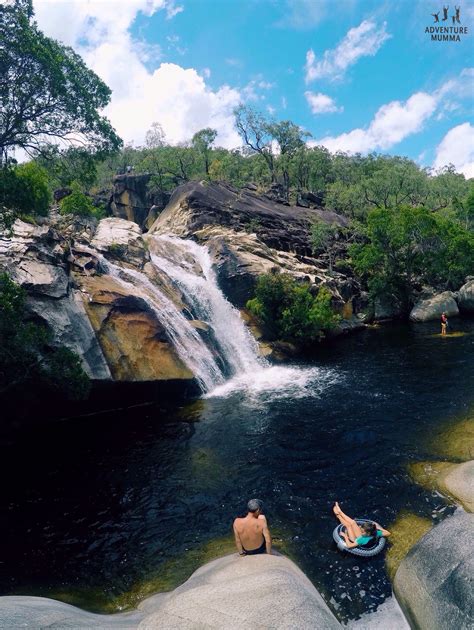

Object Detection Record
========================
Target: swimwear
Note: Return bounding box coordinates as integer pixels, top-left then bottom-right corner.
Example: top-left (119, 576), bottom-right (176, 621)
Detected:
top-left (242, 538), bottom-right (266, 555)
top-left (355, 530), bottom-right (383, 546)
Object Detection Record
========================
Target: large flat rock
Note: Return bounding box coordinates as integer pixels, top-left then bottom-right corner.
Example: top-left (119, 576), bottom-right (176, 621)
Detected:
top-left (139, 553), bottom-right (341, 629)
top-left (394, 511), bottom-right (474, 630)
top-left (0, 554), bottom-right (341, 629)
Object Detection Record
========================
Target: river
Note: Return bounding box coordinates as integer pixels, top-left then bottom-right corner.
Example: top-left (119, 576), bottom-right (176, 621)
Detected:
top-left (2, 318), bottom-right (473, 623)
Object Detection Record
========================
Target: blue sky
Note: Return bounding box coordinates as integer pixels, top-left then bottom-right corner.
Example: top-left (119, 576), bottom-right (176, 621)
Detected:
top-left (33, 0), bottom-right (474, 175)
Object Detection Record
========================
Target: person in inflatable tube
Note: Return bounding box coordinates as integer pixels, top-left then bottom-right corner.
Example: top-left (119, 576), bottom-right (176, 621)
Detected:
top-left (333, 502), bottom-right (391, 548)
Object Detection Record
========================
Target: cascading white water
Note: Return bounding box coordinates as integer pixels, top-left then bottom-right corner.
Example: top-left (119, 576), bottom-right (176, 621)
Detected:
top-left (97, 255), bottom-right (226, 392)
top-left (148, 235), bottom-right (338, 401)
top-left (150, 234), bottom-right (266, 377)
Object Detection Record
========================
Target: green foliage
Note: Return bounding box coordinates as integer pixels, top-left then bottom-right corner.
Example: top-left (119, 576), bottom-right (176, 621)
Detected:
top-left (108, 243), bottom-right (127, 259)
top-left (59, 183), bottom-right (96, 218)
top-left (351, 206), bottom-right (474, 308)
top-left (311, 220), bottom-right (338, 272)
top-left (35, 146), bottom-right (99, 190)
top-left (0, 272), bottom-right (89, 400)
top-left (0, 0), bottom-right (122, 163)
top-left (247, 273), bottom-right (339, 343)
top-left (0, 161), bottom-right (51, 225)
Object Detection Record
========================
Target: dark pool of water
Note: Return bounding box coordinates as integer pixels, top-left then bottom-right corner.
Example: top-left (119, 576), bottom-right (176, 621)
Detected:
top-left (2, 321), bottom-right (474, 622)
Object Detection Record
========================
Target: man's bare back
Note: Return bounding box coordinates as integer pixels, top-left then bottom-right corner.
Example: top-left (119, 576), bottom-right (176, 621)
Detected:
top-left (233, 499), bottom-right (271, 555)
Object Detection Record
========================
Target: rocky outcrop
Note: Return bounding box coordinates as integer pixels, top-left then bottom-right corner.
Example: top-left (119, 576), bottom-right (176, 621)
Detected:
top-left (0, 218), bottom-right (195, 387)
top-left (440, 461), bottom-right (474, 513)
top-left (394, 511), bottom-right (474, 630)
top-left (91, 217), bottom-right (148, 267)
top-left (457, 278), bottom-right (474, 313)
top-left (149, 181), bottom-right (363, 321)
top-left (109, 173), bottom-right (152, 228)
top-left (409, 291), bottom-right (459, 322)
top-left (150, 180), bottom-right (348, 256)
top-left (0, 554), bottom-right (342, 629)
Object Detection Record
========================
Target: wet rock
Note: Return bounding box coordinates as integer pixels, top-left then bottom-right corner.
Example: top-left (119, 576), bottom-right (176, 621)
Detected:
top-left (394, 511), bottom-right (474, 630)
top-left (457, 279), bottom-right (474, 313)
top-left (409, 291), bottom-right (459, 322)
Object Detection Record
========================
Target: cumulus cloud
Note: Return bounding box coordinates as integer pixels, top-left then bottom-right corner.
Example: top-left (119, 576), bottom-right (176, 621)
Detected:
top-left (305, 91), bottom-right (343, 114)
top-left (313, 68), bottom-right (474, 154)
top-left (305, 20), bottom-right (391, 83)
top-left (433, 123), bottom-right (474, 178)
top-left (315, 92), bottom-right (436, 153)
top-left (32, 0), bottom-right (242, 148)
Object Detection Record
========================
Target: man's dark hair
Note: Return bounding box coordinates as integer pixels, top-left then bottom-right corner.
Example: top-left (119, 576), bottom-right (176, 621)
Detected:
top-left (247, 498), bottom-right (263, 513)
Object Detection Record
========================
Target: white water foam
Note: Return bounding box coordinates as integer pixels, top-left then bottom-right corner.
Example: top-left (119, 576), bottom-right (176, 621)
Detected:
top-left (150, 234), bottom-right (340, 401)
top-left (345, 596), bottom-right (410, 630)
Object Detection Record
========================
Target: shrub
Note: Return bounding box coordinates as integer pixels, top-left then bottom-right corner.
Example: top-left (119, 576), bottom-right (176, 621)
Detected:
top-left (247, 273), bottom-right (339, 343)
top-left (0, 162), bottom-right (51, 225)
top-left (59, 182), bottom-right (96, 217)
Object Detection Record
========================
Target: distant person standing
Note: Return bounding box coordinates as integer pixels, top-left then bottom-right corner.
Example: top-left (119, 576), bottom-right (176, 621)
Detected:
top-left (441, 311), bottom-right (448, 335)
top-left (233, 499), bottom-right (272, 556)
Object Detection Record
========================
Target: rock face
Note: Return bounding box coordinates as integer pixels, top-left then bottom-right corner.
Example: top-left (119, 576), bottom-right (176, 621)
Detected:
top-left (439, 461), bottom-right (474, 513)
top-left (0, 218), bottom-right (194, 386)
top-left (457, 278), bottom-right (474, 313)
top-left (149, 181), bottom-right (364, 323)
top-left (0, 554), bottom-right (342, 629)
top-left (109, 173), bottom-right (152, 228)
top-left (394, 511), bottom-right (474, 630)
top-left (409, 291), bottom-right (459, 322)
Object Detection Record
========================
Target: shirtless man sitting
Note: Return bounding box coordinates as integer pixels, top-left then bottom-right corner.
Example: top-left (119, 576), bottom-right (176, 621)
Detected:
top-left (233, 499), bottom-right (272, 556)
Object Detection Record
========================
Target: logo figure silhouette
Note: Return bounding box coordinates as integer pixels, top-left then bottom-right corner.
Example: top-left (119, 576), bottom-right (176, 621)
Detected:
top-left (442, 5), bottom-right (449, 20)
top-left (432, 11), bottom-right (440, 22)
top-left (454, 6), bottom-right (461, 22)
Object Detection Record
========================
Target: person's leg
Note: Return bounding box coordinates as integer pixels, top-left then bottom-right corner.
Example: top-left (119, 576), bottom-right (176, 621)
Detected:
top-left (333, 503), bottom-right (363, 540)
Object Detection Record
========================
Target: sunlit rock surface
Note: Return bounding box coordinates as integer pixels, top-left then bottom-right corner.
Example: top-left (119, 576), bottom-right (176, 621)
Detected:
top-left (394, 511), bottom-right (474, 630)
top-left (0, 554), bottom-right (342, 629)
top-left (409, 290), bottom-right (459, 322)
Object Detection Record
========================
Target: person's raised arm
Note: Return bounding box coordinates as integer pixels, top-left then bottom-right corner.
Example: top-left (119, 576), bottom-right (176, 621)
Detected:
top-left (233, 520), bottom-right (245, 555)
top-left (374, 522), bottom-right (391, 537)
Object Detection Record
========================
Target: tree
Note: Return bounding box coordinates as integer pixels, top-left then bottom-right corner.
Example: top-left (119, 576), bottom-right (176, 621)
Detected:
top-left (268, 120), bottom-right (310, 197)
top-left (0, 0), bottom-right (122, 164)
top-left (351, 206), bottom-right (474, 309)
top-left (311, 220), bottom-right (339, 273)
top-left (0, 161), bottom-right (50, 226)
top-left (192, 128), bottom-right (217, 177)
top-left (234, 105), bottom-right (275, 181)
top-left (145, 122), bottom-right (166, 149)
top-left (35, 146), bottom-right (98, 190)
top-left (246, 273), bottom-right (339, 342)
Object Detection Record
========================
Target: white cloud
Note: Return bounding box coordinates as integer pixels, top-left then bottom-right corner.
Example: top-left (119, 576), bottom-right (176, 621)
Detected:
top-left (313, 67), bottom-right (474, 154)
top-left (433, 123), bottom-right (474, 178)
top-left (305, 20), bottom-right (391, 83)
top-left (315, 92), bottom-right (437, 153)
top-left (32, 0), bottom-right (242, 148)
top-left (305, 91), bottom-right (343, 114)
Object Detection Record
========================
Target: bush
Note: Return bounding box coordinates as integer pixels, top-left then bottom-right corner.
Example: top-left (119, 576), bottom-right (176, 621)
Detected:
top-left (0, 162), bottom-right (51, 225)
top-left (247, 273), bottom-right (339, 343)
top-left (59, 182), bottom-right (96, 217)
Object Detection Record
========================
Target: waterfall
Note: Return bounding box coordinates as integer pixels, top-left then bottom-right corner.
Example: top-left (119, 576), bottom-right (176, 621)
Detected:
top-left (150, 235), bottom-right (266, 378)
top-left (93, 237), bottom-right (337, 400)
top-left (97, 255), bottom-right (226, 392)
